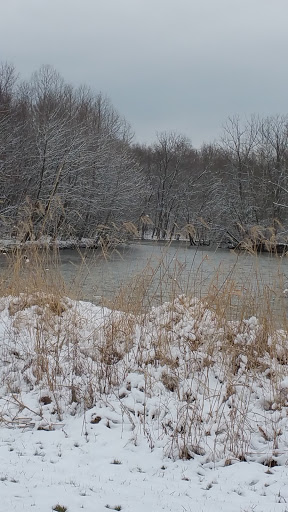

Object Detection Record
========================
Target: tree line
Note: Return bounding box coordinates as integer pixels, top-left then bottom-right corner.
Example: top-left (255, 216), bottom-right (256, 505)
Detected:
top-left (0, 63), bottom-right (144, 244)
top-left (1, 62), bottom-right (288, 246)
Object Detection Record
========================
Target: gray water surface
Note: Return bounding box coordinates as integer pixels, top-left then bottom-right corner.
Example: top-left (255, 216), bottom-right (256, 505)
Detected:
top-left (60, 242), bottom-right (288, 318)
top-left (1, 241), bottom-right (288, 320)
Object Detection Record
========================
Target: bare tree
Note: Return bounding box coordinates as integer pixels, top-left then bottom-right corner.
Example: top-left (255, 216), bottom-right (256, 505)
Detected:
top-left (219, 115), bottom-right (260, 233)
top-left (256, 115), bottom-right (288, 229)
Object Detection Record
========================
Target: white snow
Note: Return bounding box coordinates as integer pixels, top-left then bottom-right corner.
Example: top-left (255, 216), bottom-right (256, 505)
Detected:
top-left (1, 293), bottom-right (288, 511)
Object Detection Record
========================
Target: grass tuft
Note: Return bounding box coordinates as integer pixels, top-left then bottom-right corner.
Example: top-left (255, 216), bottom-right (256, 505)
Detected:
top-left (52, 505), bottom-right (68, 512)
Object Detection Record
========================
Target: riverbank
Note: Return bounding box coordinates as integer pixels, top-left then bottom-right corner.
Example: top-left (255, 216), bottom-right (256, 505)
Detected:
top-left (0, 236), bottom-right (208, 254)
top-left (0, 237), bottom-right (101, 253)
top-left (1, 291), bottom-right (288, 511)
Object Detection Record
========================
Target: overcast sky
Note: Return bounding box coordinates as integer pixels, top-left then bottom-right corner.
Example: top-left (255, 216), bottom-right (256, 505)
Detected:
top-left (1, 0), bottom-right (288, 147)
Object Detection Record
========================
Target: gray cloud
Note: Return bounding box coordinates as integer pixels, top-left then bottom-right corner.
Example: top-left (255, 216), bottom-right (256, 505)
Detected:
top-left (1, 0), bottom-right (288, 147)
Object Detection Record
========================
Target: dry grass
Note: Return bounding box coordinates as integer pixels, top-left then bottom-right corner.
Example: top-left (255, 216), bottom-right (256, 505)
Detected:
top-left (0, 243), bottom-right (288, 463)
top-left (0, 245), bottom-right (66, 298)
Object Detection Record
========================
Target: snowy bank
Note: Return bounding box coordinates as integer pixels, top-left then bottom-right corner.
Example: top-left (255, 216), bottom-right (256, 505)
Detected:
top-left (1, 294), bottom-right (288, 511)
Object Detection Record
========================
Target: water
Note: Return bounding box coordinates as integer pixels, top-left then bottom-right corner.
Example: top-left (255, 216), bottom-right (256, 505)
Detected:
top-left (60, 241), bottom-right (288, 318)
top-left (1, 241), bottom-right (288, 320)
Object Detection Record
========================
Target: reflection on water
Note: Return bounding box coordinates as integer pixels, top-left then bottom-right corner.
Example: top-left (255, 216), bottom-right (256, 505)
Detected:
top-left (1, 241), bottom-right (288, 321)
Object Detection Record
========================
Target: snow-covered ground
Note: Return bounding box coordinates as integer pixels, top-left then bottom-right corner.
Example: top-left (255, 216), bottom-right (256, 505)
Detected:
top-left (0, 237), bottom-right (100, 253)
top-left (1, 294), bottom-right (288, 511)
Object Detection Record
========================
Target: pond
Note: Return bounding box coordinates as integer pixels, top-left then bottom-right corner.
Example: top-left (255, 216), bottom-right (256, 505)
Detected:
top-left (60, 241), bottom-right (288, 320)
top-left (1, 241), bottom-right (288, 322)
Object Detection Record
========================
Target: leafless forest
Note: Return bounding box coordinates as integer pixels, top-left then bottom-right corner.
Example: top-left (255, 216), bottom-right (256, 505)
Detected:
top-left (1, 62), bottom-right (288, 246)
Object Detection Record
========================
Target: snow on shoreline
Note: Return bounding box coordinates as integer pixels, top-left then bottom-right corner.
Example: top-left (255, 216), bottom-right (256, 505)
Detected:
top-left (0, 237), bottom-right (100, 253)
top-left (1, 294), bottom-right (288, 511)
